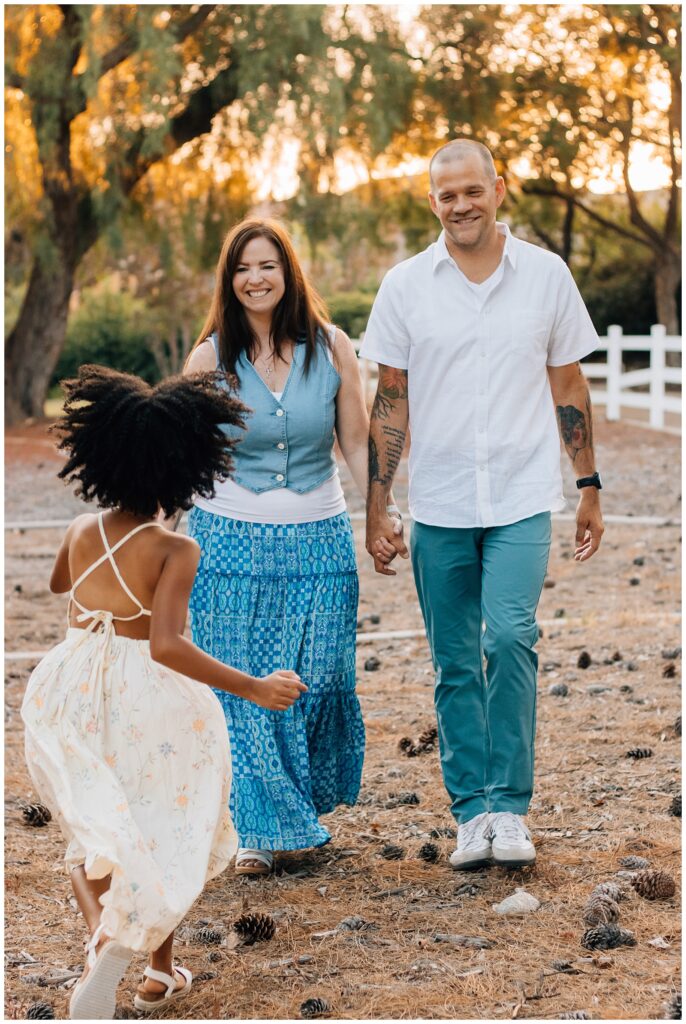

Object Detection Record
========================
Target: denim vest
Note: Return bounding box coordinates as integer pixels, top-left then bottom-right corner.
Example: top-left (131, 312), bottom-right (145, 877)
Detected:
top-left (210, 331), bottom-right (340, 494)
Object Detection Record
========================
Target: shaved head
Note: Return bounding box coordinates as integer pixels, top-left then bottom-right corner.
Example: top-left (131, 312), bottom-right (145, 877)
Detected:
top-left (429, 140), bottom-right (497, 189)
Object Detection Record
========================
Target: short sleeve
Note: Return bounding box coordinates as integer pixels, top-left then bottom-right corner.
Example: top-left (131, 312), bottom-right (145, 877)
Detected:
top-left (547, 260), bottom-right (599, 367)
top-left (358, 269), bottom-right (411, 369)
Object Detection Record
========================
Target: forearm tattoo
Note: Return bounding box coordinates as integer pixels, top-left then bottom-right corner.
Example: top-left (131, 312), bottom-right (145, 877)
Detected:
top-left (556, 397), bottom-right (592, 462)
top-left (369, 367), bottom-right (408, 487)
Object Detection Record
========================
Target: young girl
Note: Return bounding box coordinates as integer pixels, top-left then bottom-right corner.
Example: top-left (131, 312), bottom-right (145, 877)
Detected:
top-left (21, 365), bottom-right (306, 1020)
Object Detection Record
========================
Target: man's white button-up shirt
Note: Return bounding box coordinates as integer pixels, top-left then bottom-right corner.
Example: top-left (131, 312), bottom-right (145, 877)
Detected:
top-left (360, 224), bottom-right (599, 528)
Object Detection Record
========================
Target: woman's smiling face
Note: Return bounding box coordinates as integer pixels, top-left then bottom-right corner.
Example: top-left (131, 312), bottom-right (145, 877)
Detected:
top-left (232, 236), bottom-right (286, 317)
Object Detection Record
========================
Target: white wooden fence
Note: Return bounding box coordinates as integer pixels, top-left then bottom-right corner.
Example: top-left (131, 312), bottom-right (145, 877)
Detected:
top-left (354, 324), bottom-right (682, 432)
top-left (584, 324), bottom-right (681, 430)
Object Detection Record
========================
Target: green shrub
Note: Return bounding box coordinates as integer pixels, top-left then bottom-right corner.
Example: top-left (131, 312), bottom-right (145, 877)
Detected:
top-left (326, 291), bottom-right (375, 339)
top-left (52, 290), bottom-right (159, 385)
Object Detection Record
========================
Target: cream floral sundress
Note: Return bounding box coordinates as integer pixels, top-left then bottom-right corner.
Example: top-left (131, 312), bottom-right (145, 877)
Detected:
top-left (21, 512), bottom-right (237, 952)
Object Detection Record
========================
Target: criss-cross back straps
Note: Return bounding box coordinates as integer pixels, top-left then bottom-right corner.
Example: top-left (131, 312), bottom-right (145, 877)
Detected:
top-left (68, 512), bottom-right (158, 623)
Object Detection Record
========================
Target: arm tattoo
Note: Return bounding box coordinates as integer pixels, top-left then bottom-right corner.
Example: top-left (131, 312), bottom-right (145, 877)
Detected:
top-left (379, 366), bottom-right (408, 399)
top-left (368, 435), bottom-right (380, 483)
top-left (371, 367), bottom-right (409, 423)
top-left (371, 391), bottom-right (394, 421)
top-left (368, 427), bottom-right (405, 485)
top-left (556, 403), bottom-right (588, 462)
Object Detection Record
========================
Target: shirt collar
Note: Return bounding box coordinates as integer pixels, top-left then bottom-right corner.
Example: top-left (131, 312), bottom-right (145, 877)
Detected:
top-left (432, 222), bottom-right (517, 272)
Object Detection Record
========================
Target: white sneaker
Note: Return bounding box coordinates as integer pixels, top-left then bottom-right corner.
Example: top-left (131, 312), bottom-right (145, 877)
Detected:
top-left (449, 811), bottom-right (493, 870)
top-left (490, 812), bottom-right (536, 867)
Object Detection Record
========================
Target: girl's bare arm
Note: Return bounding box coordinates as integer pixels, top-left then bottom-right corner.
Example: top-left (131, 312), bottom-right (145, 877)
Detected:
top-left (49, 515), bottom-right (90, 593)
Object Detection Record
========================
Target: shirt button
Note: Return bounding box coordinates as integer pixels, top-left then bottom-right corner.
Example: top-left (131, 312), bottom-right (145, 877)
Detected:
top-left (478, 427), bottom-right (485, 434)
top-left (277, 443), bottom-right (285, 450)
top-left (276, 474), bottom-right (284, 482)
top-left (479, 465), bottom-right (486, 471)
top-left (276, 408), bottom-right (284, 417)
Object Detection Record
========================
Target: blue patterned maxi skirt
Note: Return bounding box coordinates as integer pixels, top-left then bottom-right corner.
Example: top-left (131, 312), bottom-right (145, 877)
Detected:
top-left (187, 507), bottom-right (365, 850)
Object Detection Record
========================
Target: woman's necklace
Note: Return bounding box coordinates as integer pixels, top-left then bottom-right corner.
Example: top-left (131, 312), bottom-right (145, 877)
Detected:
top-left (255, 349), bottom-right (275, 379)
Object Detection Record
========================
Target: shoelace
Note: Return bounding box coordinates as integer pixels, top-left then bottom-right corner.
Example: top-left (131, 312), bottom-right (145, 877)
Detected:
top-left (459, 813), bottom-right (491, 851)
top-left (491, 812), bottom-right (531, 844)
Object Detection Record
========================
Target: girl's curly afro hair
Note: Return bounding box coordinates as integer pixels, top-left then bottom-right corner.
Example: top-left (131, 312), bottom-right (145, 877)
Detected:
top-left (53, 364), bottom-right (248, 518)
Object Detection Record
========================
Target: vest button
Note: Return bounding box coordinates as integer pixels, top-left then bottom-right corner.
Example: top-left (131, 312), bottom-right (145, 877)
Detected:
top-left (276, 474), bottom-right (284, 482)
top-left (277, 443), bottom-right (285, 450)
top-left (275, 408), bottom-right (284, 417)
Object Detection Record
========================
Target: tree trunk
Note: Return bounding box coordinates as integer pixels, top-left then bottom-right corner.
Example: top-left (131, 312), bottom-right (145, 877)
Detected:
top-left (654, 254), bottom-right (681, 336)
top-left (5, 247), bottom-right (77, 424)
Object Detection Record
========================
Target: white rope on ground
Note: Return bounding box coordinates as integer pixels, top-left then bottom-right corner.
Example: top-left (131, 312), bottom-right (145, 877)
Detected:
top-left (4, 511), bottom-right (679, 530)
top-left (5, 611), bottom-right (681, 661)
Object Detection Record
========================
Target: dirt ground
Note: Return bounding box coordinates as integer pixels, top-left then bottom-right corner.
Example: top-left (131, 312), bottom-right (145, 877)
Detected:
top-left (4, 418), bottom-right (682, 1021)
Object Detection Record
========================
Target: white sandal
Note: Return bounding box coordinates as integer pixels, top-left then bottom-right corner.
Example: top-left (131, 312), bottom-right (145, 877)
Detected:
top-left (133, 964), bottom-right (193, 1013)
top-left (235, 847), bottom-right (274, 876)
top-left (69, 923), bottom-right (133, 1020)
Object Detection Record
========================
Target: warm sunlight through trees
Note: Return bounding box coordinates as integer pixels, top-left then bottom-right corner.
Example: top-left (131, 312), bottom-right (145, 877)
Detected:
top-left (5, 4), bottom-right (681, 422)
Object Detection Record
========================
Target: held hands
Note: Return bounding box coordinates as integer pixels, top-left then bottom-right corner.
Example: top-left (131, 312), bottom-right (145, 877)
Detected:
top-left (366, 512), bottom-right (409, 576)
top-left (254, 670), bottom-right (307, 710)
top-left (574, 489), bottom-right (604, 562)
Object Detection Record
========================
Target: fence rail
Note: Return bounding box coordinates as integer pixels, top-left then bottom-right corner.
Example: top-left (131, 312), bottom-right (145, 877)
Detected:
top-left (353, 324), bottom-right (682, 432)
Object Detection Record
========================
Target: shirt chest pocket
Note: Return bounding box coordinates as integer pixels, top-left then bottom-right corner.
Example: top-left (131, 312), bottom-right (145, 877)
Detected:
top-left (508, 308), bottom-right (551, 361)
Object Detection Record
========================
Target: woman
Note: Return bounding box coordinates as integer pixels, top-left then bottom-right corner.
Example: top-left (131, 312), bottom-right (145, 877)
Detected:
top-left (185, 218), bottom-right (402, 875)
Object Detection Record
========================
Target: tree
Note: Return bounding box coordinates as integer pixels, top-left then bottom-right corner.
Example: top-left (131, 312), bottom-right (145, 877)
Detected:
top-left (5, 4), bottom-right (414, 423)
top-left (417, 4), bottom-right (681, 331)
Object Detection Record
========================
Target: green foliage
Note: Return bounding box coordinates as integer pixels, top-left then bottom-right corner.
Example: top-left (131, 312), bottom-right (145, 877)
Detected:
top-left (53, 290), bottom-right (159, 385)
top-left (582, 268), bottom-right (658, 336)
top-left (326, 291), bottom-right (376, 338)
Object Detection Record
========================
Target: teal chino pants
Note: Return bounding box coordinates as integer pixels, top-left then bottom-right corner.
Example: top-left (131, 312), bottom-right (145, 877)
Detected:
top-left (411, 512), bottom-right (551, 824)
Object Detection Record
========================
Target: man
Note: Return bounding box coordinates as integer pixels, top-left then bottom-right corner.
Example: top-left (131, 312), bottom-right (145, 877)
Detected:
top-left (362, 139), bottom-right (603, 869)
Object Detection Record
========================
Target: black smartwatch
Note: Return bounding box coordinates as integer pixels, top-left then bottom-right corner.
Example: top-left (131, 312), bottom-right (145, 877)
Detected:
top-left (576, 472), bottom-right (602, 490)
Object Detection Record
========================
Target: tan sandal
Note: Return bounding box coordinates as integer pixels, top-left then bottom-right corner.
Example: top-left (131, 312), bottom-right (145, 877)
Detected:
top-left (133, 964), bottom-right (192, 1013)
top-left (235, 847), bottom-right (274, 875)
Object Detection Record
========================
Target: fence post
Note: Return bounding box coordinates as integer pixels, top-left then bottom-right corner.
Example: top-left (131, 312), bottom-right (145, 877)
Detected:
top-left (605, 325), bottom-right (622, 421)
top-left (649, 323), bottom-right (666, 429)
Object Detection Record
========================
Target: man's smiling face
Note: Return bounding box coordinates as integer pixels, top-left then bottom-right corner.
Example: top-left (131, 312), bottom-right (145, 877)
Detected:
top-left (429, 153), bottom-right (505, 253)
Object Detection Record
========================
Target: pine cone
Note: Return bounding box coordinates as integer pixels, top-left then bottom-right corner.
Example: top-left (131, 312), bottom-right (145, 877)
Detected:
top-left (669, 794), bottom-right (681, 818)
top-left (194, 971), bottom-right (217, 982)
top-left (233, 912), bottom-right (276, 944)
top-left (418, 842), bottom-right (439, 863)
top-left (631, 869), bottom-right (676, 900)
top-left (663, 992), bottom-right (682, 1020)
top-left (381, 843), bottom-right (405, 860)
top-left (417, 725), bottom-right (438, 750)
top-left (619, 855), bottom-right (650, 870)
top-left (26, 1004), bottom-right (55, 1020)
top-left (581, 924), bottom-right (636, 950)
top-left (208, 951), bottom-right (222, 962)
top-left (675, 715), bottom-right (682, 737)
top-left (663, 662), bottom-right (677, 678)
top-left (577, 650), bottom-right (592, 669)
top-left (21, 803), bottom-right (52, 827)
top-left (394, 792), bottom-right (420, 805)
top-left (560, 1014), bottom-right (590, 1021)
top-left (398, 737), bottom-right (418, 757)
top-left (626, 747), bottom-right (653, 759)
top-left (300, 997), bottom-right (331, 1019)
top-left (195, 927), bottom-right (223, 945)
top-left (593, 881), bottom-right (629, 903)
top-left (582, 893), bottom-right (620, 926)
